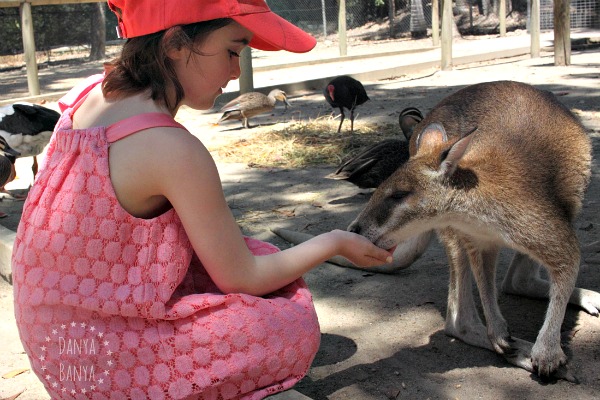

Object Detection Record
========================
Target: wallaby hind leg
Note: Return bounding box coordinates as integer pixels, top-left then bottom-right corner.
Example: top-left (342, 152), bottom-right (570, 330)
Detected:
top-left (502, 252), bottom-right (600, 316)
top-left (439, 229), bottom-right (492, 350)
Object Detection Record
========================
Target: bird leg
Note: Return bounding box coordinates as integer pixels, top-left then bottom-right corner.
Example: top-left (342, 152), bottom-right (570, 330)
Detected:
top-left (336, 108), bottom-right (345, 133)
top-left (32, 156), bottom-right (39, 178)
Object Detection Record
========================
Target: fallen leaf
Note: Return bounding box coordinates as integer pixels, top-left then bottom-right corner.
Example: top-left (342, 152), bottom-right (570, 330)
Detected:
top-left (1, 388), bottom-right (25, 400)
top-left (2, 368), bottom-right (29, 379)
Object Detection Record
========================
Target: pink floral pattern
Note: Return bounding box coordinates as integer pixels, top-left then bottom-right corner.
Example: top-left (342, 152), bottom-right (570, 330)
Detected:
top-left (12, 77), bottom-right (320, 399)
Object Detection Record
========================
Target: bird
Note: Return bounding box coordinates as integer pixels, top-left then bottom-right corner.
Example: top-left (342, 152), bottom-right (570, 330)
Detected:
top-left (0, 136), bottom-right (21, 187)
top-left (398, 106), bottom-right (424, 141)
top-left (0, 102), bottom-right (60, 184)
top-left (325, 107), bottom-right (423, 189)
top-left (218, 89), bottom-right (290, 129)
top-left (323, 75), bottom-right (370, 134)
top-left (0, 136), bottom-right (21, 216)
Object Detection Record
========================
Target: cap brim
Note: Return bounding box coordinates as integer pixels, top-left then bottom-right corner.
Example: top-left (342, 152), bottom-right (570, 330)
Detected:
top-left (232, 11), bottom-right (316, 53)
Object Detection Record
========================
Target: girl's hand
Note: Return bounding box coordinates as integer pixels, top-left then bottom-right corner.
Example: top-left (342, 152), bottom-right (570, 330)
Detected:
top-left (329, 229), bottom-right (393, 267)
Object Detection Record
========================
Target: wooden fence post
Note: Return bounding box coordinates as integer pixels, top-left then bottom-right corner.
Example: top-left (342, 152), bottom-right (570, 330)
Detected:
top-left (20, 1), bottom-right (40, 96)
top-left (338, 0), bottom-right (347, 56)
top-left (499, 0), bottom-right (506, 36)
top-left (530, 0), bottom-right (540, 58)
top-left (431, 0), bottom-right (439, 46)
top-left (239, 46), bottom-right (254, 94)
top-left (441, 0), bottom-right (452, 71)
top-left (554, 0), bottom-right (570, 66)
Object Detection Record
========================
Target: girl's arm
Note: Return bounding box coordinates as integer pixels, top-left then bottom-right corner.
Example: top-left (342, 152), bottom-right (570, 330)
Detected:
top-left (113, 128), bottom-right (392, 296)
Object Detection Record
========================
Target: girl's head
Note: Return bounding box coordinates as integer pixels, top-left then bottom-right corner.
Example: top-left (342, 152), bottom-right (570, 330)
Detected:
top-left (102, 0), bottom-right (315, 112)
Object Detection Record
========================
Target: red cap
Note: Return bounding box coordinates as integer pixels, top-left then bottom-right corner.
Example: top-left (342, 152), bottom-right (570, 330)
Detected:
top-left (107, 0), bottom-right (317, 53)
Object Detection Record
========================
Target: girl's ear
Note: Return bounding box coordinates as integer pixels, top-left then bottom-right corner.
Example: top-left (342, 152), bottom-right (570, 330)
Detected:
top-left (163, 27), bottom-right (187, 60)
top-left (166, 46), bottom-right (186, 61)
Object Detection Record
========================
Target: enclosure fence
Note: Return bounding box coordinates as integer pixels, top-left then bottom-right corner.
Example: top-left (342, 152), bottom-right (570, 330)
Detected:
top-left (1, 1), bottom-right (598, 57)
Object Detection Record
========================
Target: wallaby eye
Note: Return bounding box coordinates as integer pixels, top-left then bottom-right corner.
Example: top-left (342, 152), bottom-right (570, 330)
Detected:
top-left (389, 190), bottom-right (411, 201)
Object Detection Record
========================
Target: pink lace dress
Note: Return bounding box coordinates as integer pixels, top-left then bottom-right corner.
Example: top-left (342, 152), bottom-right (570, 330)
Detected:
top-left (11, 75), bottom-right (320, 400)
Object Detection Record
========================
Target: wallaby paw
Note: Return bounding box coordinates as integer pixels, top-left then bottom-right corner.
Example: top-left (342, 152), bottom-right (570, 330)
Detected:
top-left (531, 344), bottom-right (568, 380)
top-left (489, 335), bottom-right (515, 355)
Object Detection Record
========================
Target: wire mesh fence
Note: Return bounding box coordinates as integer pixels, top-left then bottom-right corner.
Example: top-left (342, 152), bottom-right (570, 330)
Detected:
top-left (269, 0), bottom-right (432, 40)
top-left (540, 0), bottom-right (599, 29)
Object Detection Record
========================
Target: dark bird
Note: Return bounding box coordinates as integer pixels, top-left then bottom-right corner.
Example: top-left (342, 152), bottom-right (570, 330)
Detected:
top-left (0, 136), bottom-right (21, 187)
top-left (325, 107), bottom-right (424, 189)
top-left (0, 102), bottom-right (59, 182)
top-left (218, 89), bottom-right (290, 129)
top-left (0, 136), bottom-right (21, 216)
top-left (323, 75), bottom-right (369, 134)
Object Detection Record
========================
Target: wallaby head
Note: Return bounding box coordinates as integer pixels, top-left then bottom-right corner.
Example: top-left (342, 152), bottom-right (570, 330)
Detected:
top-left (348, 122), bottom-right (479, 250)
top-left (349, 80), bottom-right (592, 254)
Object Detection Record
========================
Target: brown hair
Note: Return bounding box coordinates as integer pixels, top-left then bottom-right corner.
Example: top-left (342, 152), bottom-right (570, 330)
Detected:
top-left (102, 18), bottom-right (233, 112)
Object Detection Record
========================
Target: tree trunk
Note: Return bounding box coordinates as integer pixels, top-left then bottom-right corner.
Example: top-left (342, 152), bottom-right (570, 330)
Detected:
top-left (89, 3), bottom-right (106, 61)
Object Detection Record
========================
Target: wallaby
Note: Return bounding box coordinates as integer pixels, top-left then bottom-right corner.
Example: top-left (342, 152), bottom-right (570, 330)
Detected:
top-left (348, 80), bottom-right (595, 381)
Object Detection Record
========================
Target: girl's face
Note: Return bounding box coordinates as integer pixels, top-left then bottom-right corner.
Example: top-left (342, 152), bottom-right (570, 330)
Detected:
top-left (169, 21), bottom-right (252, 110)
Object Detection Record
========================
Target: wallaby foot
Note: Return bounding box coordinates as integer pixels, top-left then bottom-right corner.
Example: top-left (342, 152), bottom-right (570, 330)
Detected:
top-left (571, 288), bottom-right (600, 316)
top-left (499, 337), bottom-right (576, 383)
top-left (502, 252), bottom-right (600, 316)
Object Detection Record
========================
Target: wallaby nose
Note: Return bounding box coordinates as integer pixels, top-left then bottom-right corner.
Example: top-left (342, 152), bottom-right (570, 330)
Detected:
top-left (347, 221), bottom-right (361, 234)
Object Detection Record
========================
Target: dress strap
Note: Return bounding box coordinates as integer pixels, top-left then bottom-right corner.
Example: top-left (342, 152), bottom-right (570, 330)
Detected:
top-left (106, 113), bottom-right (187, 143)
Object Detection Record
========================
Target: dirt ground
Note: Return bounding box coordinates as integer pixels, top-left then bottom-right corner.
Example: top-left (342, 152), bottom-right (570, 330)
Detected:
top-left (1, 48), bottom-right (600, 400)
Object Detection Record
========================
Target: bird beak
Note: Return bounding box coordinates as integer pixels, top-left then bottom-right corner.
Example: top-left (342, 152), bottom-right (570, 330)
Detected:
top-left (0, 144), bottom-right (20, 157)
top-left (284, 98), bottom-right (291, 110)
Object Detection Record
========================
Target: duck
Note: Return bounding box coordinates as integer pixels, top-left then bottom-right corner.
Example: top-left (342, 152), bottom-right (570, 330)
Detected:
top-left (323, 75), bottom-right (370, 134)
top-left (0, 102), bottom-right (60, 181)
top-left (398, 106), bottom-right (424, 141)
top-left (218, 89), bottom-right (290, 129)
top-left (325, 107), bottom-right (424, 189)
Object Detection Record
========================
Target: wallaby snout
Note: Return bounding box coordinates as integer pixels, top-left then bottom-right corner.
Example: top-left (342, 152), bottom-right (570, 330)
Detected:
top-left (350, 80), bottom-right (592, 381)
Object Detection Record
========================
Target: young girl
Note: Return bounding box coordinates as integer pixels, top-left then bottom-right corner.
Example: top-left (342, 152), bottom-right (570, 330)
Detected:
top-left (12, 1), bottom-right (393, 399)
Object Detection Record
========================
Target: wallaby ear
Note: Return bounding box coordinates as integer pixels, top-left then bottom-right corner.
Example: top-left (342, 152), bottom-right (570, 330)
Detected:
top-left (439, 128), bottom-right (477, 177)
top-left (416, 123), bottom-right (448, 153)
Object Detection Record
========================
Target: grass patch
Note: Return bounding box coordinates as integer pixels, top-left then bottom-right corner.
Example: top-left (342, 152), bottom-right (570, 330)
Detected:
top-left (208, 117), bottom-right (399, 168)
